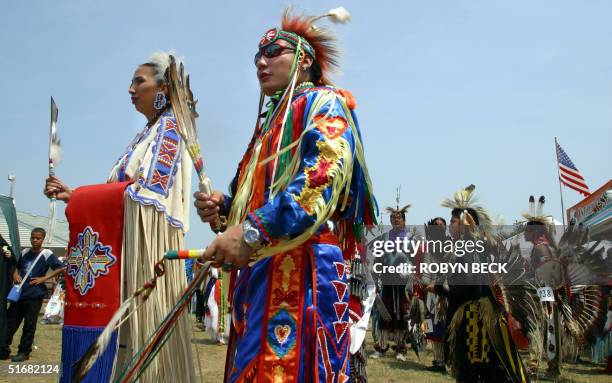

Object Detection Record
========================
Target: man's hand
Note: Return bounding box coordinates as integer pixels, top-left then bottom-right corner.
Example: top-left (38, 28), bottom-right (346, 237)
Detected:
top-left (203, 224), bottom-right (255, 269)
top-left (194, 190), bottom-right (225, 226)
top-left (30, 276), bottom-right (47, 286)
top-left (44, 176), bottom-right (72, 202)
top-left (13, 274), bottom-right (22, 285)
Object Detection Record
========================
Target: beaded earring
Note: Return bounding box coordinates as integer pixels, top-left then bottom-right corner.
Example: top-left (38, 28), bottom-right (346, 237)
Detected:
top-left (153, 91), bottom-right (167, 110)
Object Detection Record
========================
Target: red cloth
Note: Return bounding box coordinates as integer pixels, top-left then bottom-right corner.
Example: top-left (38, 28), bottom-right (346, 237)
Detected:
top-left (508, 313), bottom-right (529, 349)
top-left (413, 246), bottom-right (425, 300)
top-left (64, 182), bottom-right (130, 327)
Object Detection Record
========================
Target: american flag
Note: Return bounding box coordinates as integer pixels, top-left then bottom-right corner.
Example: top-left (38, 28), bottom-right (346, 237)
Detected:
top-left (556, 140), bottom-right (590, 196)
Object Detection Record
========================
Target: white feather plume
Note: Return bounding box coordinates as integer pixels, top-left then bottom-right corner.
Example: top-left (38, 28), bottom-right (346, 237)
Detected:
top-left (148, 51), bottom-right (185, 82)
top-left (50, 138), bottom-right (62, 165)
top-left (536, 195), bottom-right (545, 217)
top-left (327, 7), bottom-right (351, 23)
top-left (148, 51), bottom-right (172, 73)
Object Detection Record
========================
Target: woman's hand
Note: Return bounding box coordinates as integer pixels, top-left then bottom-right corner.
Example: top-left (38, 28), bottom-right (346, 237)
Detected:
top-left (44, 176), bottom-right (72, 203)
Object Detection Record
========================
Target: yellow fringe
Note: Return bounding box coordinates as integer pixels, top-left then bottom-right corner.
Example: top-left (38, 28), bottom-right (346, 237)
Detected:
top-left (227, 140), bottom-right (263, 226)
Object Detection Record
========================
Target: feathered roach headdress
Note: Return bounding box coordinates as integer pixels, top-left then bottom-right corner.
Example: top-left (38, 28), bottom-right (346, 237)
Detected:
top-left (521, 195), bottom-right (556, 240)
top-left (258, 6), bottom-right (350, 86)
top-left (385, 186), bottom-right (411, 220)
top-left (244, 6), bottom-right (352, 199)
top-left (441, 184), bottom-right (492, 235)
top-left (522, 195), bottom-right (554, 225)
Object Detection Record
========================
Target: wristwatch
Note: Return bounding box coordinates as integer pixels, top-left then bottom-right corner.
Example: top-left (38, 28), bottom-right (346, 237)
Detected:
top-left (242, 219), bottom-right (264, 250)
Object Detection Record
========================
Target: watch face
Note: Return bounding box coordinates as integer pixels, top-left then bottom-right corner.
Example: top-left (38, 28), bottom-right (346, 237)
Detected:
top-left (245, 228), bottom-right (259, 244)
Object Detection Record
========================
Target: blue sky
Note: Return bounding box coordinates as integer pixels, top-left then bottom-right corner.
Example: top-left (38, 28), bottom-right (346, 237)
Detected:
top-left (1, 0), bottom-right (610, 248)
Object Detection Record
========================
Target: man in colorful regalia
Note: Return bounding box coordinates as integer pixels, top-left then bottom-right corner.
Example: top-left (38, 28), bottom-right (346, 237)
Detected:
top-left (522, 196), bottom-right (607, 378)
top-left (422, 217), bottom-right (449, 372)
top-left (522, 196), bottom-right (562, 377)
top-left (195, 7), bottom-right (377, 382)
top-left (428, 185), bottom-right (530, 383)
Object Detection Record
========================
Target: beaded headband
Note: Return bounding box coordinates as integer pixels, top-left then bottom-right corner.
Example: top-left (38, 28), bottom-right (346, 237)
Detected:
top-left (258, 28), bottom-right (316, 59)
top-left (257, 7), bottom-right (351, 85)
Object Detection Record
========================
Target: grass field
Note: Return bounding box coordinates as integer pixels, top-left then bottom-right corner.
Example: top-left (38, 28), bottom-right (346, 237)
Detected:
top-left (0, 311), bottom-right (609, 382)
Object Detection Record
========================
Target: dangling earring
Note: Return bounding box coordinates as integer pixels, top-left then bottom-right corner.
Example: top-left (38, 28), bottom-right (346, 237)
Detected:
top-left (154, 91), bottom-right (167, 110)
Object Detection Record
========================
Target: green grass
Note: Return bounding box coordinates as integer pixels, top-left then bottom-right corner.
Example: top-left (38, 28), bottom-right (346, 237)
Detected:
top-left (0, 311), bottom-right (609, 382)
top-left (362, 339), bottom-right (610, 383)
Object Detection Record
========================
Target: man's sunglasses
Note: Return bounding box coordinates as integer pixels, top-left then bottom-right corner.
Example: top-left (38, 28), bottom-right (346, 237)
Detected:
top-left (254, 43), bottom-right (295, 65)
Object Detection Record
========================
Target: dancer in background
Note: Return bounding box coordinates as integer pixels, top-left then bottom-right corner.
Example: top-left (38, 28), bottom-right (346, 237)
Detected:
top-left (202, 267), bottom-right (228, 344)
top-left (42, 256), bottom-right (66, 325)
top-left (423, 217), bottom-right (448, 373)
top-left (429, 185), bottom-right (530, 383)
top-left (0, 234), bottom-right (16, 360)
top-left (370, 200), bottom-right (412, 361)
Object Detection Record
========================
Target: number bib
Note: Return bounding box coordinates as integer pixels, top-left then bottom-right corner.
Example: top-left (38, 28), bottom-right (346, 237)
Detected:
top-left (537, 286), bottom-right (555, 302)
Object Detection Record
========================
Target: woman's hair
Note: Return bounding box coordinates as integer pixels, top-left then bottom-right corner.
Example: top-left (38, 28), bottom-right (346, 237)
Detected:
top-left (142, 51), bottom-right (173, 85)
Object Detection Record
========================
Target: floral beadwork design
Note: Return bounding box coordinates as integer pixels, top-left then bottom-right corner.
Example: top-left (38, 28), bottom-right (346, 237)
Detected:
top-left (67, 226), bottom-right (116, 295)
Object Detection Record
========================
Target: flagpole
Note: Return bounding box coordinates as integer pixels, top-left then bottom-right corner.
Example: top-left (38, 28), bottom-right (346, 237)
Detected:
top-left (554, 137), bottom-right (566, 227)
